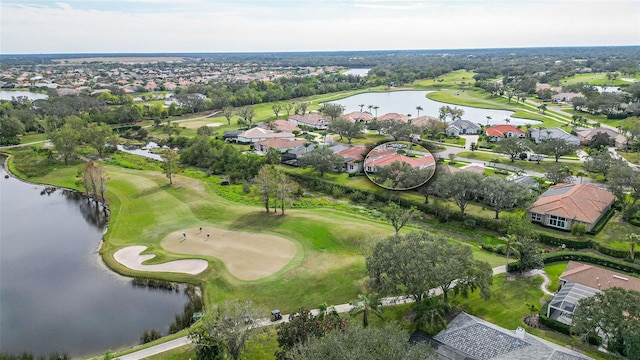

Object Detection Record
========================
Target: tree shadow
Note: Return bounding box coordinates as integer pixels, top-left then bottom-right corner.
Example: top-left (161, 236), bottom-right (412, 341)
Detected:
top-left (230, 211), bottom-right (288, 231)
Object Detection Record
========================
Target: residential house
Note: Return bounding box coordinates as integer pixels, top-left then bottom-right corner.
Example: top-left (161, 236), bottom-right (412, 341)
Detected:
top-left (446, 119), bottom-right (482, 136)
top-left (529, 127), bottom-right (580, 145)
top-left (222, 130), bottom-right (243, 142)
top-left (365, 151), bottom-right (435, 173)
top-left (507, 174), bottom-right (539, 190)
top-left (527, 183), bottom-right (615, 232)
top-left (485, 125), bottom-right (526, 141)
top-left (281, 144), bottom-right (315, 165)
top-left (378, 112), bottom-right (409, 123)
top-left (552, 92), bottom-right (582, 103)
top-left (288, 114), bottom-right (330, 130)
top-left (258, 119), bottom-right (301, 133)
top-left (255, 138), bottom-right (305, 153)
top-left (430, 312), bottom-right (592, 359)
top-left (411, 115), bottom-right (441, 128)
top-left (576, 128), bottom-right (628, 149)
top-left (236, 128), bottom-right (295, 143)
top-left (546, 261), bottom-right (640, 325)
top-left (343, 111), bottom-right (374, 124)
top-left (331, 145), bottom-right (367, 173)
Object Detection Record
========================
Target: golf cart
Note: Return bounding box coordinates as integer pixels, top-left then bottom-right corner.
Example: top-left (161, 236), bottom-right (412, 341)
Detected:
top-left (271, 309), bottom-right (282, 321)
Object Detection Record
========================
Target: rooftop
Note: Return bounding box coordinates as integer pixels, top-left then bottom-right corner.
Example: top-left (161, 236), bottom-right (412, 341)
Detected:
top-left (560, 261), bottom-right (640, 292)
top-left (528, 183), bottom-right (615, 224)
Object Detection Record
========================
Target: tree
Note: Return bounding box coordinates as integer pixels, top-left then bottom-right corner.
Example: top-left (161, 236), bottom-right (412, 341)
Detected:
top-left (272, 104), bottom-right (282, 119)
top-left (480, 177), bottom-right (530, 219)
top-left (589, 132), bottom-right (612, 149)
top-left (298, 145), bottom-right (344, 176)
top-left (284, 102), bottom-right (294, 117)
top-left (349, 293), bottom-right (383, 328)
top-left (290, 323), bottom-right (434, 360)
top-left (496, 137), bottom-right (529, 162)
top-left (254, 165), bottom-right (275, 213)
top-left (436, 171), bottom-right (483, 215)
top-left (606, 163), bottom-right (640, 218)
top-left (366, 231), bottom-right (492, 304)
top-left (189, 299), bottom-right (265, 360)
top-left (275, 307), bottom-right (347, 360)
top-left (47, 119), bottom-right (82, 165)
top-left (626, 233), bottom-right (640, 260)
top-left (161, 148), bottom-right (180, 185)
top-left (537, 103), bottom-right (547, 114)
top-left (537, 138), bottom-right (578, 162)
top-left (470, 142), bottom-right (478, 152)
top-left (274, 170), bottom-right (297, 215)
top-left (371, 161), bottom-right (434, 190)
top-left (81, 160), bottom-right (108, 205)
top-left (320, 103), bottom-right (345, 121)
top-left (237, 107), bottom-right (255, 126)
top-left (584, 150), bottom-right (619, 181)
top-left (385, 121), bottom-right (420, 141)
top-left (415, 105), bottom-right (423, 117)
top-left (0, 115), bottom-right (25, 141)
top-left (85, 122), bottom-right (118, 157)
top-left (545, 163), bottom-right (573, 184)
top-left (175, 93), bottom-right (205, 113)
top-left (572, 288), bottom-right (640, 359)
top-left (500, 234), bottom-right (519, 276)
top-left (515, 237), bottom-right (543, 272)
top-left (380, 201), bottom-right (419, 235)
top-left (222, 106), bottom-right (234, 125)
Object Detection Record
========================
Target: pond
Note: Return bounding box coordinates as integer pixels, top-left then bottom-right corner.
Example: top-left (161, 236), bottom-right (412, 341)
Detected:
top-left (117, 142), bottom-right (164, 161)
top-left (0, 158), bottom-right (188, 358)
top-left (0, 90), bottom-right (49, 101)
top-left (342, 68), bottom-right (370, 77)
top-left (329, 90), bottom-right (540, 126)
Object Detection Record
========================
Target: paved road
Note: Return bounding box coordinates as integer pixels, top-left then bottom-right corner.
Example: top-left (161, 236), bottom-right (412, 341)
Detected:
top-left (116, 265), bottom-right (508, 359)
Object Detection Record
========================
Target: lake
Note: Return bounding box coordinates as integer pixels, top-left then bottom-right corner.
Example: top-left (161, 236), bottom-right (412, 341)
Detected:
top-left (0, 90), bottom-right (49, 101)
top-left (343, 68), bottom-right (370, 77)
top-left (330, 90), bottom-right (540, 126)
top-left (0, 158), bottom-right (188, 358)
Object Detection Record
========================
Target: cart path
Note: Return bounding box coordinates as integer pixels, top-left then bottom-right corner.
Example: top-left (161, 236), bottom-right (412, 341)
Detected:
top-left (115, 265), bottom-right (508, 360)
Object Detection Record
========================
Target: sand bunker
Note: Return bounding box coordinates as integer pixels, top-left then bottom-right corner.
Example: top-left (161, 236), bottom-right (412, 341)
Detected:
top-left (114, 246), bottom-right (208, 275)
top-left (161, 227), bottom-right (297, 281)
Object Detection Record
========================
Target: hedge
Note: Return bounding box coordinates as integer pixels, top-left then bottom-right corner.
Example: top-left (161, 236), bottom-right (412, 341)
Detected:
top-left (508, 252), bottom-right (640, 275)
top-left (537, 233), bottom-right (592, 249)
top-left (539, 314), bottom-right (572, 335)
top-left (588, 207), bottom-right (615, 235)
top-left (591, 241), bottom-right (636, 259)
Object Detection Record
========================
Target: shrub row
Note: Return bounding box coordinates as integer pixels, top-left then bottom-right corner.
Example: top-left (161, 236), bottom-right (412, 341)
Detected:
top-left (588, 207), bottom-right (615, 235)
top-left (537, 233), bottom-right (592, 249)
top-left (539, 314), bottom-right (571, 335)
top-left (509, 252), bottom-right (640, 274)
top-left (591, 242), bottom-right (639, 259)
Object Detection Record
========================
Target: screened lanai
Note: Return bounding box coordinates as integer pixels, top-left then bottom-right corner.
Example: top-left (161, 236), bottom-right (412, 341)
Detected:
top-left (546, 282), bottom-right (600, 325)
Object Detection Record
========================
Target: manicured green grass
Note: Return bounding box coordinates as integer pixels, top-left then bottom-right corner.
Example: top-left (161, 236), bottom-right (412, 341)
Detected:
top-left (142, 345), bottom-right (196, 360)
top-left (18, 132), bottom-right (47, 144)
top-left (411, 69), bottom-right (477, 89)
top-left (560, 72), bottom-right (639, 87)
top-left (544, 262), bottom-right (568, 293)
top-left (593, 215), bottom-right (639, 250)
top-left (456, 151), bottom-right (585, 174)
top-left (619, 150), bottom-right (640, 164)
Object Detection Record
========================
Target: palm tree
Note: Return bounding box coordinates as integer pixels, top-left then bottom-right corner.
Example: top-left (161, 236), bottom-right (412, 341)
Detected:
top-left (349, 293), bottom-right (383, 328)
top-left (373, 105), bottom-right (379, 118)
top-left (486, 116), bottom-right (492, 126)
top-left (367, 105), bottom-right (373, 113)
top-left (576, 171), bottom-right (586, 184)
top-left (416, 106), bottom-right (423, 117)
top-left (627, 233), bottom-right (640, 260)
top-left (505, 118), bottom-right (511, 125)
top-left (500, 234), bottom-right (519, 276)
top-left (418, 297), bottom-right (450, 335)
top-left (359, 104), bottom-right (365, 112)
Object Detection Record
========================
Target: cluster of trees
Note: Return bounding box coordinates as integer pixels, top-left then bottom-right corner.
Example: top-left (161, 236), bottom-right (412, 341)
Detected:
top-left (179, 136), bottom-right (267, 183)
top-left (254, 165), bottom-right (298, 215)
top-left (569, 82), bottom-right (640, 117)
top-left (369, 161), bottom-right (434, 190)
top-left (45, 116), bottom-right (119, 164)
top-left (420, 171), bottom-right (532, 219)
top-left (367, 231), bottom-right (493, 305)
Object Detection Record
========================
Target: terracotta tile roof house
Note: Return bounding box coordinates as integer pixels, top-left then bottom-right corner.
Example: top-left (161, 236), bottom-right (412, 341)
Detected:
top-left (552, 92), bottom-right (582, 103)
top-left (365, 152), bottom-right (435, 173)
top-left (546, 261), bottom-right (640, 325)
top-left (459, 164), bottom-right (485, 174)
top-left (447, 119), bottom-right (482, 136)
top-left (378, 112), bottom-right (409, 123)
top-left (288, 114), bottom-right (330, 130)
top-left (343, 111), bottom-right (374, 124)
top-left (527, 183), bottom-right (615, 232)
top-left (486, 125), bottom-right (526, 140)
top-left (332, 145), bottom-right (367, 173)
top-left (576, 128), bottom-right (628, 149)
top-left (255, 138), bottom-right (305, 153)
top-left (236, 128), bottom-right (295, 143)
top-left (432, 312), bottom-right (592, 359)
top-left (258, 119), bottom-right (301, 132)
top-left (530, 128), bottom-right (580, 145)
top-left (411, 115), bottom-right (441, 127)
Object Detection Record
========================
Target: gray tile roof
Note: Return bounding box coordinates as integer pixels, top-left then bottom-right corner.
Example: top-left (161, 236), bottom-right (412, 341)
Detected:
top-left (434, 313), bottom-right (593, 360)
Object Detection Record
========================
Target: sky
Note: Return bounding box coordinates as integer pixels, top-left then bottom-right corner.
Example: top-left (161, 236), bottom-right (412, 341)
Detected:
top-left (1, 0), bottom-right (639, 54)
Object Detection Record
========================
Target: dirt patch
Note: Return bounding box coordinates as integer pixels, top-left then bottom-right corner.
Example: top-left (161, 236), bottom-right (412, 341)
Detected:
top-left (114, 245), bottom-right (208, 275)
top-left (180, 120), bottom-right (223, 129)
top-left (161, 226), bottom-right (297, 281)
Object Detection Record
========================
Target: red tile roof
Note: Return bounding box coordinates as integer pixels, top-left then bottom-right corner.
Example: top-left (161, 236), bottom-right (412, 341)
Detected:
top-left (528, 183), bottom-right (615, 224)
top-left (486, 125), bottom-right (525, 137)
top-left (343, 111), bottom-right (374, 123)
top-left (561, 261), bottom-right (640, 292)
top-left (288, 114), bottom-right (330, 127)
top-left (336, 146), bottom-right (367, 161)
top-left (378, 113), bottom-right (409, 123)
top-left (255, 138), bottom-right (305, 150)
top-left (260, 120), bottom-right (301, 132)
top-left (366, 153), bottom-right (435, 169)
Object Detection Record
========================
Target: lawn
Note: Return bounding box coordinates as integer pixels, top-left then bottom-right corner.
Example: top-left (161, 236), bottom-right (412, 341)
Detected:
top-left (560, 72), bottom-right (639, 87)
top-left (18, 132), bottom-right (47, 144)
top-left (593, 215), bottom-right (640, 250)
top-left (411, 69), bottom-right (477, 89)
top-left (543, 262), bottom-right (568, 293)
top-left (456, 151), bottom-right (585, 174)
